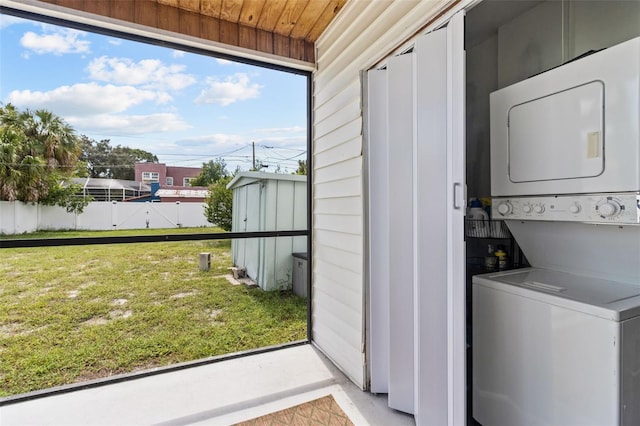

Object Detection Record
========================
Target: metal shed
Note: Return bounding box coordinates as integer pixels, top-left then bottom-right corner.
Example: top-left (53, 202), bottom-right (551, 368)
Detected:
top-left (227, 172), bottom-right (307, 292)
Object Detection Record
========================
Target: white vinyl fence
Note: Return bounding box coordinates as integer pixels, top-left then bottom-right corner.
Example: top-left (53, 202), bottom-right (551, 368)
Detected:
top-left (0, 201), bottom-right (213, 235)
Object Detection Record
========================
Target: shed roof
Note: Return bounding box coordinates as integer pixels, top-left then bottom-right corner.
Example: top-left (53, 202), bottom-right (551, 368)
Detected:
top-left (226, 171), bottom-right (306, 190)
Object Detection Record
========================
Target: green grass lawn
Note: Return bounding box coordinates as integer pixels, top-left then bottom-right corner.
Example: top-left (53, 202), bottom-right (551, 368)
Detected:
top-left (0, 229), bottom-right (307, 397)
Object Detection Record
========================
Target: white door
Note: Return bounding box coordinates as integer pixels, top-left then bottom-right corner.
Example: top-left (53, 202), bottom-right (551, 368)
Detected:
top-left (366, 10), bottom-right (466, 425)
top-left (366, 68), bottom-right (390, 394)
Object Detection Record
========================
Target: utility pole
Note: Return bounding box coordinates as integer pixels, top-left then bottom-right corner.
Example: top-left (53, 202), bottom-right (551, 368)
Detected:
top-left (252, 141), bottom-right (256, 170)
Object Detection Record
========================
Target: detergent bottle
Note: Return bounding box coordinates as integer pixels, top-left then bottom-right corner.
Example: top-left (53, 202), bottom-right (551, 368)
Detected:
top-left (467, 198), bottom-right (489, 237)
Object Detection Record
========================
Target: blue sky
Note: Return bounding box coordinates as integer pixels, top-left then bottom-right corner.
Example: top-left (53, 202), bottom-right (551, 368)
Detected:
top-left (0, 13), bottom-right (307, 172)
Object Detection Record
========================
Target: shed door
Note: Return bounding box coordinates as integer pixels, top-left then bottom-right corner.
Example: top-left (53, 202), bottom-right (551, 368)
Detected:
top-left (366, 10), bottom-right (466, 425)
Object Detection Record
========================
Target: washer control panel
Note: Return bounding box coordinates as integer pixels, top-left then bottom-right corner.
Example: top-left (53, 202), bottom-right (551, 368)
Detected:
top-left (492, 193), bottom-right (640, 224)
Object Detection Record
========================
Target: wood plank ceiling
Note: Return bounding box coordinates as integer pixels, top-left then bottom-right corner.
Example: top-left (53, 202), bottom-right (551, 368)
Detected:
top-left (36, 0), bottom-right (347, 64)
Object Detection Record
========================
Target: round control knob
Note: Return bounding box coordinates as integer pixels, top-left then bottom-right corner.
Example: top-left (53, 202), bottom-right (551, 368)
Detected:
top-left (598, 200), bottom-right (621, 218)
top-left (569, 203), bottom-right (581, 214)
top-left (522, 205), bottom-right (532, 214)
top-left (533, 204), bottom-right (545, 214)
top-left (497, 201), bottom-right (513, 216)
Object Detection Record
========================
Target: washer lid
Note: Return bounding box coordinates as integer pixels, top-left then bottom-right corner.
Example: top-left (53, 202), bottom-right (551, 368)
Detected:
top-left (473, 268), bottom-right (640, 321)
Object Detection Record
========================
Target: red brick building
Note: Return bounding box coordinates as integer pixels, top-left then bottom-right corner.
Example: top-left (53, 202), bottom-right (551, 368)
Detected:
top-left (134, 163), bottom-right (201, 187)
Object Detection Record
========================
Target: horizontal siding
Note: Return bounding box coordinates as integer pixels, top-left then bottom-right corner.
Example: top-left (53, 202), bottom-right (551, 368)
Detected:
top-left (314, 66), bottom-right (363, 109)
top-left (314, 280), bottom-right (362, 327)
top-left (312, 322), bottom-right (363, 386)
top-left (314, 157), bottom-right (362, 183)
top-left (318, 255), bottom-right (362, 284)
top-left (314, 176), bottom-right (361, 199)
top-left (315, 213), bottom-right (362, 235)
top-left (314, 229), bottom-right (361, 255)
top-left (314, 99), bottom-right (362, 140)
top-left (317, 1), bottom-right (451, 88)
top-left (315, 119), bottom-right (362, 155)
top-left (313, 305), bottom-right (361, 351)
top-left (314, 196), bottom-right (362, 216)
top-left (315, 79), bottom-right (361, 124)
top-left (314, 138), bottom-right (361, 169)
top-left (314, 254), bottom-right (362, 282)
top-left (311, 0), bottom-right (454, 389)
top-left (315, 2), bottom-right (419, 89)
top-left (314, 0), bottom-right (392, 73)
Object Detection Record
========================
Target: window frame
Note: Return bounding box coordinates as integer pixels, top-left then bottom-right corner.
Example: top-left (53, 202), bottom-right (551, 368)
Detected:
top-left (142, 171), bottom-right (160, 182)
top-left (0, 4), bottom-right (313, 406)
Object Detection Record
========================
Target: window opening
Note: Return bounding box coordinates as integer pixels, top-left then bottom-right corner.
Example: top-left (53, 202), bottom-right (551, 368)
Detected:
top-left (0, 9), bottom-right (311, 403)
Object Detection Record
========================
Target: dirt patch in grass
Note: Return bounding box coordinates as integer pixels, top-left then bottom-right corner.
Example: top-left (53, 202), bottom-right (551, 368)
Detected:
top-left (82, 317), bottom-right (109, 326)
top-left (170, 290), bottom-right (199, 299)
top-left (109, 309), bottom-right (133, 319)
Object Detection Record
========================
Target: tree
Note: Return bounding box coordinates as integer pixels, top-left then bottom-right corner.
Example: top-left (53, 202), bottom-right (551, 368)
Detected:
top-left (294, 159), bottom-right (307, 175)
top-left (80, 137), bottom-right (158, 180)
top-left (190, 158), bottom-right (228, 187)
top-left (0, 104), bottom-right (89, 213)
top-left (204, 175), bottom-right (233, 231)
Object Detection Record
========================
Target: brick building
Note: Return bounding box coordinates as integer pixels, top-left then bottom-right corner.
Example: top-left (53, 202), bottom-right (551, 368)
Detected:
top-left (134, 163), bottom-right (201, 187)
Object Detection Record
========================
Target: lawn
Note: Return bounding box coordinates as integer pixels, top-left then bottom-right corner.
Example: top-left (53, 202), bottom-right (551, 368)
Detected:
top-left (0, 229), bottom-right (307, 397)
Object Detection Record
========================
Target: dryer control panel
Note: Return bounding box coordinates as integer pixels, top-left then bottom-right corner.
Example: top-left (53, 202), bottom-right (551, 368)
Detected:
top-left (493, 193), bottom-right (640, 224)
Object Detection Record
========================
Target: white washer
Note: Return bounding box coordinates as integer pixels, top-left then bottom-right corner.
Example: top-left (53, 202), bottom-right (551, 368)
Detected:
top-left (472, 268), bottom-right (640, 426)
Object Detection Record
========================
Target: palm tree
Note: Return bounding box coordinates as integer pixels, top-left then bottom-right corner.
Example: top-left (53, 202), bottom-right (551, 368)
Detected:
top-left (0, 127), bottom-right (22, 201)
top-left (22, 109), bottom-right (80, 171)
top-left (0, 103), bottom-right (82, 205)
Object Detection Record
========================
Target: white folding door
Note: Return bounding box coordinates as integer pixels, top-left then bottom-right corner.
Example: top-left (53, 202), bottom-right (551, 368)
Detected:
top-left (366, 11), bottom-right (466, 426)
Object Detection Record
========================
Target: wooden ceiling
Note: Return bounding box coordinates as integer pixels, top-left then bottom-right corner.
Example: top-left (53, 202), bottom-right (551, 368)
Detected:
top-left (36, 0), bottom-right (347, 64)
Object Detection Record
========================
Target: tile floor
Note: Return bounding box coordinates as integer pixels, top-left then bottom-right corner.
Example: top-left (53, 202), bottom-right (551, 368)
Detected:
top-left (0, 344), bottom-right (415, 426)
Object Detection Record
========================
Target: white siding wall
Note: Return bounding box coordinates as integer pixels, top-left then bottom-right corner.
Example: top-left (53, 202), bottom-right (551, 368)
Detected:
top-left (312, 0), bottom-right (456, 388)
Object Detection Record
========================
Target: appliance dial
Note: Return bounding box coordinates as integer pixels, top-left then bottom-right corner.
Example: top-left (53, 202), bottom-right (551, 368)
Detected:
top-left (597, 199), bottom-right (622, 218)
top-left (522, 204), bottom-right (532, 214)
top-left (533, 204), bottom-right (545, 214)
top-left (569, 203), bottom-right (581, 214)
top-left (497, 201), bottom-right (513, 216)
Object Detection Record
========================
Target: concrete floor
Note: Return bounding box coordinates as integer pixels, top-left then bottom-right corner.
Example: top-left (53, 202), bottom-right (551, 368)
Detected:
top-left (0, 344), bottom-right (415, 426)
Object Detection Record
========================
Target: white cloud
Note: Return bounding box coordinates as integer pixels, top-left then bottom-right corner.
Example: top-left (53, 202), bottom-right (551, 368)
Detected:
top-left (6, 83), bottom-right (172, 116)
top-left (254, 126), bottom-right (306, 134)
top-left (68, 113), bottom-right (191, 135)
top-left (245, 127), bottom-right (306, 148)
top-left (172, 50), bottom-right (185, 58)
top-left (20, 28), bottom-right (90, 55)
top-left (6, 82), bottom-right (188, 137)
top-left (0, 15), bottom-right (28, 29)
top-left (216, 58), bottom-right (233, 65)
top-left (175, 133), bottom-right (246, 148)
top-left (257, 136), bottom-right (307, 149)
top-left (108, 39), bottom-right (122, 46)
top-left (87, 56), bottom-right (196, 91)
top-left (195, 73), bottom-right (262, 106)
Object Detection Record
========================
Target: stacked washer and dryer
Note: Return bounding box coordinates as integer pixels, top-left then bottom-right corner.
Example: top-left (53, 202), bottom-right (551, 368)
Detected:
top-left (472, 37), bottom-right (640, 425)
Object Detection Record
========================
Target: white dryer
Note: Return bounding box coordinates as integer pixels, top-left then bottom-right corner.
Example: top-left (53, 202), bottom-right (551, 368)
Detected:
top-left (473, 268), bottom-right (640, 426)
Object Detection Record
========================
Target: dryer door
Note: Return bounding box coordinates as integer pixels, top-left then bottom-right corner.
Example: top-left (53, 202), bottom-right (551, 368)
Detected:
top-left (508, 81), bottom-right (604, 183)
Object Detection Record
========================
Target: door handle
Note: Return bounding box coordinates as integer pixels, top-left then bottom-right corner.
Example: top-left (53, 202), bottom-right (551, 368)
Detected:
top-left (453, 182), bottom-right (465, 210)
